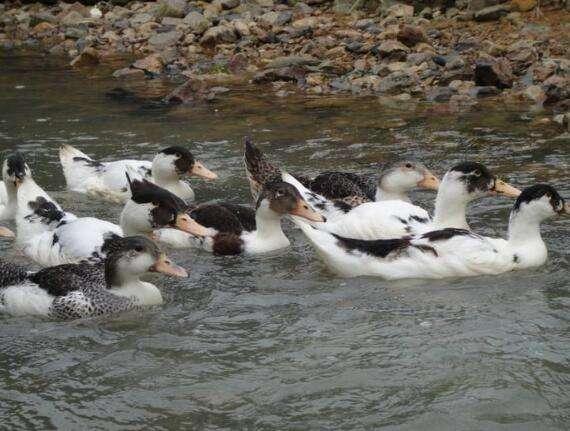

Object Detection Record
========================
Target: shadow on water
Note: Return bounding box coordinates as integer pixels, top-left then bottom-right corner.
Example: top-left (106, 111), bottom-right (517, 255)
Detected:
top-left (0, 52), bottom-right (569, 430)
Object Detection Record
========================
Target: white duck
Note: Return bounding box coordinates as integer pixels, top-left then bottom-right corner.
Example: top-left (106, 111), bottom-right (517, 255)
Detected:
top-left (294, 184), bottom-right (568, 279)
top-left (12, 173), bottom-right (204, 267)
top-left (0, 152), bottom-right (30, 221)
top-left (293, 162), bottom-right (521, 239)
top-left (0, 236), bottom-right (187, 319)
top-left (154, 181), bottom-right (325, 254)
top-left (59, 144), bottom-right (217, 203)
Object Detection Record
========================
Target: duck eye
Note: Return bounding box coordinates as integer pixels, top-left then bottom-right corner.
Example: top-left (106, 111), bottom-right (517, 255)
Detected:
top-left (473, 170), bottom-right (481, 177)
top-left (134, 245), bottom-right (144, 252)
top-left (405, 163), bottom-right (412, 169)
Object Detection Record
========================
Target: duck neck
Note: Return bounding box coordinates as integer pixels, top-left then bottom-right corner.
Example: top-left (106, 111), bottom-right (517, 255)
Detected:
top-left (106, 266), bottom-right (162, 305)
top-left (432, 186), bottom-right (470, 230)
top-left (507, 209), bottom-right (547, 267)
top-left (245, 205), bottom-right (289, 252)
top-left (375, 187), bottom-right (409, 203)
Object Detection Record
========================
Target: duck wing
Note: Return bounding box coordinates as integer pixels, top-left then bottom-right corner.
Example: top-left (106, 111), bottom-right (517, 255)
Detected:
top-left (29, 262), bottom-right (104, 297)
top-left (190, 204), bottom-right (252, 234)
top-left (310, 171), bottom-right (375, 201)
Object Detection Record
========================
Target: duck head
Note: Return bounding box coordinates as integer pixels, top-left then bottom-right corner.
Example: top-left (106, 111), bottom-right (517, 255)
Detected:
top-left (511, 184), bottom-right (569, 222)
top-left (440, 162), bottom-right (521, 202)
top-left (3, 152), bottom-right (30, 190)
top-left (105, 236), bottom-right (187, 287)
top-left (152, 146), bottom-right (217, 181)
top-left (257, 181), bottom-right (326, 222)
top-left (378, 161), bottom-right (440, 195)
top-left (121, 174), bottom-right (210, 237)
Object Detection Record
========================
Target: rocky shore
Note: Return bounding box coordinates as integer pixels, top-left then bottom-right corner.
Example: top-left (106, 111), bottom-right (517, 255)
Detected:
top-left (1, 0), bottom-right (569, 125)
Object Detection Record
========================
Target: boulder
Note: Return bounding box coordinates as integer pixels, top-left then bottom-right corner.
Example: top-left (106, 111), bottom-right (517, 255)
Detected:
top-left (200, 25), bottom-right (237, 47)
top-left (474, 4), bottom-right (510, 21)
top-left (183, 12), bottom-right (211, 35)
top-left (148, 30), bottom-right (182, 50)
top-left (474, 57), bottom-right (514, 89)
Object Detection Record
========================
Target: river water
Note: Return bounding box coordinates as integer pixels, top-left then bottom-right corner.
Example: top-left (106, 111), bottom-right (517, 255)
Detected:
top-left (0, 52), bottom-right (569, 430)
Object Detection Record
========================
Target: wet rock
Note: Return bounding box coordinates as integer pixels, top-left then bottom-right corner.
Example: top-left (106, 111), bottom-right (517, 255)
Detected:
top-left (427, 86), bottom-right (455, 102)
top-left (511, 0), bottom-right (536, 11)
top-left (373, 40), bottom-right (410, 61)
top-left (183, 11), bottom-right (210, 35)
top-left (253, 67), bottom-right (305, 85)
top-left (474, 57), bottom-right (514, 89)
top-left (200, 25), bottom-right (237, 47)
top-left (132, 54), bottom-right (164, 75)
top-left (148, 30), bottom-right (182, 50)
top-left (70, 47), bottom-right (99, 67)
top-left (164, 78), bottom-right (209, 104)
top-left (113, 67), bottom-right (146, 79)
top-left (397, 25), bottom-right (426, 47)
top-left (266, 55), bottom-right (319, 69)
top-left (469, 86), bottom-right (500, 97)
top-left (378, 70), bottom-right (417, 94)
top-left (542, 75), bottom-right (570, 105)
top-left (474, 4), bottom-right (510, 21)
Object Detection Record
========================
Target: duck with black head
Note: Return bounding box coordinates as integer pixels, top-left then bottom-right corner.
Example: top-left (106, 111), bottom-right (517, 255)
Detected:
top-left (293, 184), bottom-right (568, 279)
top-left (0, 236), bottom-right (187, 319)
top-left (0, 152), bottom-right (30, 221)
top-left (313, 161), bottom-right (521, 240)
top-left (59, 144), bottom-right (217, 203)
top-left (155, 181), bottom-right (325, 255)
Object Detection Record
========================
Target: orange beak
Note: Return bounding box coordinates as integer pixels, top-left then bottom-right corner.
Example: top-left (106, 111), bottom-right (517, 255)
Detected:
top-left (150, 253), bottom-right (188, 278)
top-left (563, 203), bottom-right (570, 216)
top-left (174, 213), bottom-right (211, 237)
top-left (492, 179), bottom-right (521, 198)
top-left (417, 171), bottom-right (440, 191)
top-left (289, 199), bottom-right (326, 222)
top-left (190, 161), bottom-right (218, 180)
top-left (0, 226), bottom-right (15, 238)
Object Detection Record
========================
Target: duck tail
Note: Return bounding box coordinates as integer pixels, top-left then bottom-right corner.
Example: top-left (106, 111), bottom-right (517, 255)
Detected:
top-left (59, 144), bottom-right (104, 192)
top-left (0, 258), bottom-right (29, 288)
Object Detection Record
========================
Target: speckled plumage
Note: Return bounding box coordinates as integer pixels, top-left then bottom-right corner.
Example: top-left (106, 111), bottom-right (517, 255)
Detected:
top-left (310, 172), bottom-right (376, 202)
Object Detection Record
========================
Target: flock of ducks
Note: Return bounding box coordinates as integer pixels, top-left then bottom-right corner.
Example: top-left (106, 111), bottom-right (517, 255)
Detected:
top-left (0, 140), bottom-right (567, 320)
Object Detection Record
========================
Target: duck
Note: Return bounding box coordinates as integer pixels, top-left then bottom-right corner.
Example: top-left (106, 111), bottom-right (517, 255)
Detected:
top-left (0, 236), bottom-right (187, 319)
top-left (0, 152), bottom-right (31, 221)
top-left (243, 138), bottom-right (440, 206)
top-left (295, 162), bottom-right (521, 239)
top-left (154, 181), bottom-right (325, 255)
top-left (12, 173), bottom-right (205, 267)
top-left (293, 184), bottom-right (568, 279)
top-left (59, 144), bottom-right (218, 203)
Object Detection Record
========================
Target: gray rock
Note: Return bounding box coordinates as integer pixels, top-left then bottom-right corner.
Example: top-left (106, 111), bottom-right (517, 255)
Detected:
top-left (200, 25), bottom-right (237, 47)
top-left (148, 30), bottom-right (182, 50)
top-left (157, 0), bottom-right (188, 18)
top-left (65, 26), bottom-right (88, 39)
top-left (469, 86), bottom-right (500, 97)
top-left (378, 71), bottom-right (417, 94)
top-left (373, 40), bottom-right (410, 61)
top-left (266, 55), bottom-right (319, 69)
top-left (474, 4), bottom-right (511, 21)
top-left (61, 11), bottom-right (86, 26)
top-left (130, 13), bottom-right (153, 26)
top-left (183, 11), bottom-right (211, 35)
top-left (426, 86), bottom-right (455, 102)
top-left (219, 0), bottom-right (240, 9)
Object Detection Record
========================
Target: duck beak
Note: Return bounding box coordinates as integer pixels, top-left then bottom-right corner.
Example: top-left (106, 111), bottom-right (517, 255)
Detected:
top-left (150, 253), bottom-right (188, 278)
top-left (0, 226), bottom-right (15, 238)
top-left (417, 171), bottom-right (440, 190)
top-left (174, 213), bottom-right (210, 237)
top-left (190, 161), bottom-right (218, 180)
top-left (492, 179), bottom-right (521, 198)
top-left (563, 203), bottom-right (570, 216)
top-left (289, 199), bottom-right (326, 223)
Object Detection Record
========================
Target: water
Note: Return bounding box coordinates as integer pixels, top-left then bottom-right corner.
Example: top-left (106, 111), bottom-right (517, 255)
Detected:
top-left (0, 52), bottom-right (569, 430)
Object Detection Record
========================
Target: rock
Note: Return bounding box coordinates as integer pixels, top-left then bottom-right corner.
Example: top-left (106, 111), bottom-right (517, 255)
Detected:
top-left (397, 25), bottom-right (426, 47)
top-left (113, 67), bottom-right (146, 79)
top-left (292, 17), bottom-right (318, 30)
top-left (70, 48), bottom-right (99, 67)
top-left (474, 57), bottom-right (514, 89)
top-left (253, 67), bottom-right (305, 84)
top-left (523, 85), bottom-right (546, 104)
top-left (219, 0), bottom-right (240, 9)
top-left (542, 75), bottom-right (570, 105)
top-left (511, 0), bottom-right (536, 11)
top-left (61, 11), bottom-right (87, 26)
top-left (148, 30), bottom-right (182, 50)
top-left (505, 11), bottom-right (523, 26)
top-left (419, 7), bottom-right (433, 18)
top-left (90, 7), bottom-right (103, 19)
top-left (233, 19), bottom-right (250, 37)
top-left (255, 0), bottom-right (274, 7)
top-left (378, 71), bottom-right (417, 94)
top-left (469, 86), bottom-right (500, 97)
top-left (474, 4), bottom-right (510, 21)
top-left (426, 86), bottom-right (455, 102)
top-left (266, 55), bottom-right (319, 69)
top-left (373, 40), bottom-right (410, 61)
top-left (385, 3), bottom-right (414, 18)
top-left (183, 12), bottom-right (211, 35)
top-left (164, 78), bottom-right (209, 104)
top-left (157, 0), bottom-right (188, 18)
top-left (260, 11), bottom-right (292, 27)
top-left (132, 54), bottom-right (164, 74)
top-left (31, 22), bottom-right (55, 34)
top-left (130, 13), bottom-right (153, 26)
top-left (449, 80), bottom-right (475, 94)
top-left (200, 25), bottom-right (237, 47)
